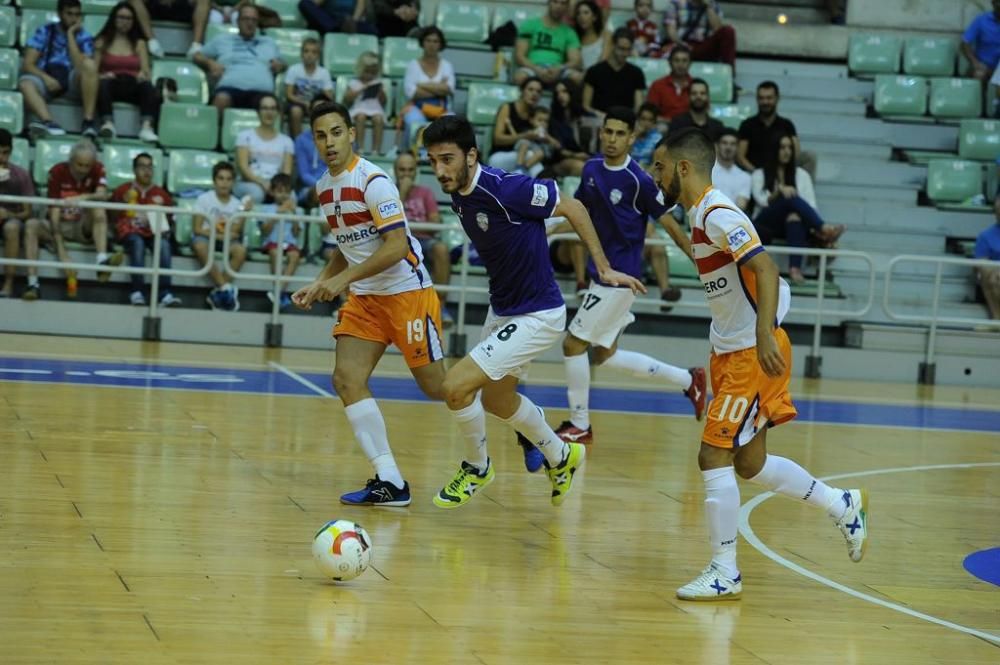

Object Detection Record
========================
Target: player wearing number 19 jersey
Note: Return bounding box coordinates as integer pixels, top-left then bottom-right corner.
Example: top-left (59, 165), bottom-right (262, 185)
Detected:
top-left (652, 128), bottom-right (869, 602)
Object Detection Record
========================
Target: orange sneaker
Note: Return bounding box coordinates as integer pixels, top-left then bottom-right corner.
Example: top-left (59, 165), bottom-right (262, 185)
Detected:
top-left (66, 275), bottom-right (78, 299)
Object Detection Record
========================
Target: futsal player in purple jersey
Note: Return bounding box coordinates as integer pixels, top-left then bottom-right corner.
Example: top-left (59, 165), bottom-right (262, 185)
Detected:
top-left (422, 115), bottom-right (645, 509)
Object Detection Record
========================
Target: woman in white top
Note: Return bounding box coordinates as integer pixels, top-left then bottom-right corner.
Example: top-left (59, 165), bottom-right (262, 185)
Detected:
top-left (400, 26), bottom-right (455, 150)
top-left (574, 0), bottom-right (610, 71)
top-left (751, 133), bottom-right (844, 283)
top-left (234, 93), bottom-right (295, 204)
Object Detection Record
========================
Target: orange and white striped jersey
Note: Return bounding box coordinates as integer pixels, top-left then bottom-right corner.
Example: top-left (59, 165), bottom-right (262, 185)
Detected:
top-left (690, 187), bottom-right (790, 353)
top-left (316, 155), bottom-right (430, 296)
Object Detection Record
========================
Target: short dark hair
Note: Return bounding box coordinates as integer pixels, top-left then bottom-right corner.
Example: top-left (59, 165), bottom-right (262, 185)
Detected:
top-left (520, 76), bottom-right (543, 91)
top-left (419, 25), bottom-right (447, 51)
top-left (212, 161), bottom-right (236, 179)
top-left (637, 102), bottom-right (658, 118)
top-left (301, 36), bottom-right (321, 50)
top-left (532, 105), bottom-right (550, 117)
top-left (132, 152), bottom-right (153, 168)
top-left (611, 27), bottom-right (633, 45)
top-left (669, 44), bottom-right (692, 61)
top-left (257, 93), bottom-right (278, 111)
top-left (757, 80), bottom-right (780, 96)
top-left (423, 115), bottom-right (478, 155)
top-left (58, 0), bottom-right (81, 12)
top-left (717, 127), bottom-right (738, 142)
top-left (690, 77), bottom-right (710, 94)
top-left (0, 128), bottom-right (11, 149)
top-left (270, 173), bottom-right (293, 190)
top-left (310, 101), bottom-right (353, 129)
top-left (664, 127), bottom-right (716, 173)
top-left (604, 105), bottom-right (636, 130)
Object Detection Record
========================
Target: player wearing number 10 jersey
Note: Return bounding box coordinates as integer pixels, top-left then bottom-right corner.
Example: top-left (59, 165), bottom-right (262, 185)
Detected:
top-left (292, 102), bottom-right (445, 508)
top-left (652, 128), bottom-right (869, 602)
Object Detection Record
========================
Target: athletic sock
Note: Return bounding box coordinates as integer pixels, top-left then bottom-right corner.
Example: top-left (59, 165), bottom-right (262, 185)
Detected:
top-left (564, 352), bottom-right (591, 430)
top-left (344, 398), bottom-right (404, 489)
top-left (451, 395), bottom-right (488, 472)
top-left (747, 454), bottom-right (846, 520)
top-left (703, 466), bottom-right (740, 578)
top-left (602, 349), bottom-right (692, 390)
top-left (503, 394), bottom-right (568, 466)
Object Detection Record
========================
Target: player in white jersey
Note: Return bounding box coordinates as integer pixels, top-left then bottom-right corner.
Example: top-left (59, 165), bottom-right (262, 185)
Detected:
top-left (292, 102), bottom-right (444, 508)
top-left (651, 128), bottom-right (869, 601)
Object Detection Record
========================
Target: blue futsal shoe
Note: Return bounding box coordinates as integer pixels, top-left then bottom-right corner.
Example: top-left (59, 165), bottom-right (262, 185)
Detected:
top-left (340, 476), bottom-right (411, 507)
top-left (517, 431), bottom-right (545, 473)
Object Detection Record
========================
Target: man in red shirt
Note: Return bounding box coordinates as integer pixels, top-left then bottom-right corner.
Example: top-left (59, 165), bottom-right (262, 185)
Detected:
top-left (110, 152), bottom-right (181, 307)
top-left (646, 44), bottom-right (692, 122)
top-left (24, 140), bottom-right (116, 300)
top-left (0, 129), bottom-right (41, 298)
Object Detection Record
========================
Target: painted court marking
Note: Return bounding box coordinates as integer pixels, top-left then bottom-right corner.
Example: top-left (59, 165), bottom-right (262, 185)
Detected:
top-left (739, 462), bottom-right (1000, 645)
top-left (267, 361), bottom-right (335, 398)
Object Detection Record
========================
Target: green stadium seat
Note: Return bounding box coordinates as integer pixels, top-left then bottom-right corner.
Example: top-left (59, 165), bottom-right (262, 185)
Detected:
top-left (436, 2), bottom-right (490, 45)
top-left (221, 108), bottom-right (260, 152)
top-left (152, 59), bottom-right (209, 104)
top-left (848, 33), bottom-right (902, 75)
top-left (929, 78), bottom-right (981, 119)
top-left (0, 89), bottom-right (22, 134)
top-left (382, 36), bottom-right (422, 78)
top-left (926, 159), bottom-right (982, 203)
top-left (903, 37), bottom-right (957, 77)
top-left (324, 33), bottom-right (378, 74)
top-left (11, 137), bottom-right (30, 171)
top-left (20, 9), bottom-right (57, 47)
top-left (82, 0), bottom-right (118, 12)
top-left (438, 209), bottom-right (465, 250)
top-left (32, 137), bottom-right (77, 186)
top-left (103, 143), bottom-right (166, 190)
top-left (205, 23), bottom-right (239, 44)
top-left (167, 150), bottom-right (229, 194)
top-left (492, 5), bottom-right (543, 30)
top-left (20, 0), bottom-right (57, 8)
top-left (0, 47), bottom-right (17, 89)
top-left (628, 57), bottom-right (669, 84)
top-left (710, 103), bottom-right (753, 129)
top-left (958, 119), bottom-right (1000, 161)
top-left (158, 102), bottom-right (219, 149)
top-left (82, 13), bottom-right (105, 39)
top-left (171, 198), bottom-right (198, 252)
top-left (689, 62), bottom-right (732, 103)
top-left (873, 75), bottom-right (927, 117)
top-left (267, 27), bottom-right (318, 66)
top-left (465, 82), bottom-right (517, 125)
top-left (667, 242), bottom-right (698, 280)
top-left (257, 0), bottom-right (306, 28)
top-left (0, 6), bottom-right (15, 48)
top-left (334, 73), bottom-right (350, 103)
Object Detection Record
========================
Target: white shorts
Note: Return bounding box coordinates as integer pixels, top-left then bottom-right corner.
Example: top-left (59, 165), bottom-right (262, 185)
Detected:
top-left (469, 305), bottom-right (567, 381)
top-left (567, 281), bottom-right (636, 349)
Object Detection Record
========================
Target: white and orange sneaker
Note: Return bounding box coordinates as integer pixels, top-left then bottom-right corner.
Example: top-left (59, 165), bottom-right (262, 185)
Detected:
top-left (554, 420), bottom-right (593, 445)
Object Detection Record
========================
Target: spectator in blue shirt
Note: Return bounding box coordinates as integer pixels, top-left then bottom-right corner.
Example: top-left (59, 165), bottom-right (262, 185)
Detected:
top-left (192, 3), bottom-right (285, 112)
top-left (295, 100), bottom-right (327, 209)
top-left (974, 196), bottom-right (1000, 320)
top-left (18, 0), bottom-right (100, 138)
top-left (962, 0), bottom-right (1000, 82)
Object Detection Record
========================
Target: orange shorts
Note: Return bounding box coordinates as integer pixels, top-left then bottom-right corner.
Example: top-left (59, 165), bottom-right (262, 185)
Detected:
top-left (333, 288), bottom-right (443, 369)
top-left (702, 327), bottom-right (797, 449)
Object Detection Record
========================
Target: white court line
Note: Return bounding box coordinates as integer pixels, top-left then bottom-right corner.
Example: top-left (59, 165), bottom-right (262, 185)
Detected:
top-left (738, 462), bottom-right (1000, 645)
top-left (267, 361), bottom-right (335, 398)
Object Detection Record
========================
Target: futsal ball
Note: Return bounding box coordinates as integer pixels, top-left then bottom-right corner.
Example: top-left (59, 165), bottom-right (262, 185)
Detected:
top-left (312, 520), bottom-right (372, 581)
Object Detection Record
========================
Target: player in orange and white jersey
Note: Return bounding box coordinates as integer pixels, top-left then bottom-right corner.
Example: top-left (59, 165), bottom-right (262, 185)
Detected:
top-left (292, 102), bottom-right (444, 508)
top-left (651, 128), bottom-right (869, 601)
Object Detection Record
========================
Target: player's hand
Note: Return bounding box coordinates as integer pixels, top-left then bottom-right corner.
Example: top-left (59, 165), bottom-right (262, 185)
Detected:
top-left (292, 276), bottom-right (347, 310)
top-left (598, 268), bottom-right (647, 295)
top-left (756, 330), bottom-right (786, 378)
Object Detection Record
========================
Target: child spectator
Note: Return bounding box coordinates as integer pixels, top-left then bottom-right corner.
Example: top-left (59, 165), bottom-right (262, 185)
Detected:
top-left (192, 161), bottom-right (251, 311)
top-left (630, 102), bottom-right (662, 168)
top-left (627, 0), bottom-right (661, 58)
top-left (344, 51), bottom-right (387, 155)
top-left (284, 37), bottom-right (334, 139)
top-left (257, 173), bottom-right (302, 311)
top-left (515, 106), bottom-right (558, 177)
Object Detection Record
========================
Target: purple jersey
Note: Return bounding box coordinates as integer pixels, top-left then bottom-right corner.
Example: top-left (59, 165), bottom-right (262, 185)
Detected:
top-left (575, 156), bottom-right (670, 285)
top-left (450, 164), bottom-right (564, 315)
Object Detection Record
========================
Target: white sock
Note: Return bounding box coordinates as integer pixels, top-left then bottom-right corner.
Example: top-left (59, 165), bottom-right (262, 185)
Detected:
top-left (602, 349), bottom-right (692, 391)
top-left (344, 398), bottom-right (403, 489)
top-left (503, 395), bottom-right (569, 466)
top-left (703, 466), bottom-right (740, 578)
top-left (748, 455), bottom-right (846, 520)
top-left (564, 353), bottom-right (591, 430)
top-left (451, 395), bottom-right (488, 471)
top-left (96, 252), bottom-right (108, 263)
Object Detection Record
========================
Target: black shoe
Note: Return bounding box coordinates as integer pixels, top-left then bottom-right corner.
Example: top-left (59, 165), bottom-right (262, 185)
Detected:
top-left (81, 120), bottom-right (99, 138)
top-left (22, 284), bottom-right (40, 301)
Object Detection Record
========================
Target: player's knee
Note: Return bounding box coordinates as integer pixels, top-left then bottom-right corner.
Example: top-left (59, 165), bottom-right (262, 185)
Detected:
top-left (592, 347), bottom-right (615, 365)
top-left (733, 455), bottom-right (763, 479)
top-left (562, 334), bottom-right (588, 357)
top-left (441, 375), bottom-right (472, 409)
top-left (697, 442), bottom-right (732, 471)
top-left (332, 368), bottom-right (363, 401)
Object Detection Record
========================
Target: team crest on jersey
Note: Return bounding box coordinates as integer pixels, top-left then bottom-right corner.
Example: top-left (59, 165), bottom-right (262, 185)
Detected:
top-left (609, 189), bottom-right (622, 205)
top-left (476, 212), bottom-right (489, 231)
top-left (726, 227), bottom-right (753, 252)
top-left (334, 201), bottom-right (342, 217)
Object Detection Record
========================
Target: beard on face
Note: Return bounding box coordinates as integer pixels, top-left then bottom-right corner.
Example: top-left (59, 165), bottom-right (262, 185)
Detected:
top-left (659, 164), bottom-right (682, 209)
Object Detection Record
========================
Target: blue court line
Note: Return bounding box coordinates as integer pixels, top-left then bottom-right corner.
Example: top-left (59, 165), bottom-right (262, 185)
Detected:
top-left (0, 356), bottom-right (999, 434)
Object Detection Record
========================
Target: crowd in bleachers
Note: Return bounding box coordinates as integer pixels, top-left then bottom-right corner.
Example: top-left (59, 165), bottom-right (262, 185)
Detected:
top-left (0, 0), bottom-right (997, 320)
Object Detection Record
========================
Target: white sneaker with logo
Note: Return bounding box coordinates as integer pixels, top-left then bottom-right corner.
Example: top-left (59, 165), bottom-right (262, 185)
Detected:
top-left (676, 563), bottom-right (742, 601)
top-left (835, 488), bottom-right (869, 562)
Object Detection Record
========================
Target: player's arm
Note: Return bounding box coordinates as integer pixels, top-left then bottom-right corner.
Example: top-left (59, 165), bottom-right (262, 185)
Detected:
top-left (554, 196), bottom-right (646, 294)
top-left (655, 211), bottom-right (694, 262)
top-left (293, 228), bottom-right (408, 308)
top-left (742, 250), bottom-right (786, 378)
top-left (315, 246), bottom-right (348, 281)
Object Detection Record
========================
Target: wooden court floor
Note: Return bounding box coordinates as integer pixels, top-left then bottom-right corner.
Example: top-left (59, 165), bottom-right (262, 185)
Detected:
top-left (0, 334), bottom-right (998, 664)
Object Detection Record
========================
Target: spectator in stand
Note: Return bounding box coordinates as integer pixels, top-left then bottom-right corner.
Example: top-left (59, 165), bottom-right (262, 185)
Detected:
top-left (192, 161), bottom-right (250, 311)
top-left (751, 133), bottom-right (844, 284)
top-left (574, 0), bottom-right (610, 71)
top-left (234, 93), bottom-right (295, 204)
top-left (547, 80), bottom-right (591, 176)
top-left (94, 2), bottom-right (160, 143)
top-left (488, 76), bottom-right (543, 172)
top-left (295, 99), bottom-right (328, 209)
top-left (344, 51), bottom-right (388, 155)
top-left (513, 0), bottom-right (583, 87)
top-left (0, 129), bottom-right (39, 299)
top-left (129, 0), bottom-right (211, 59)
top-left (628, 0), bottom-right (662, 58)
top-left (400, 27), bottom-right (455, 152)
top-left (394, 151), bottom-right (454, 326)
top-left (737, 81), bottom-right (814, 175)
top-left (666, 77), bottom-right (724, 140)
top-left (19, 0), bottom-right (100, 138)
top-left (962, 0), bottom-right (1000, 83)
top-left (258, 173), bottom-right (302, 312)
top-left (661, 0), bottom-right (736, 71)
top-left (193, 4), bottom-right (285, 113)
top-left (630, 102), bottom-right (662, 168)
top-left (23, 141), bottom-right (116, 301)
top-left (298, 0), bottom-right (377, 35)
top-left (284, 37), bottom-right (334, 140)
top-left (975, 196), bottom-right (1000, 320)
top-left (110, 152), bottom-right (180, 307)
top-left (515, 106), bottom-right (559, 177)
top-left (646, 44), bottom-right (692, 122)
top-left (711, 127), bottom-right (750, 212)
top-left (583, 28), bottom-right (646, 118)
top-left (373, 0), bottom-right (419, 37)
